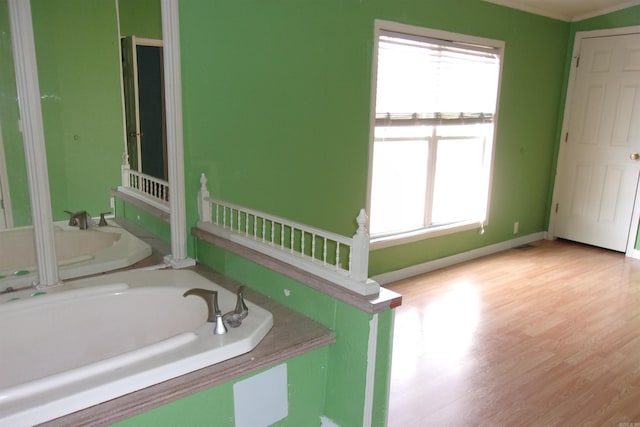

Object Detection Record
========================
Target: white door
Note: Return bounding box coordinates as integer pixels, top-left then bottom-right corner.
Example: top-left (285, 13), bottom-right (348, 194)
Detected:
top-left (553, 32), bottom-right (640, 252)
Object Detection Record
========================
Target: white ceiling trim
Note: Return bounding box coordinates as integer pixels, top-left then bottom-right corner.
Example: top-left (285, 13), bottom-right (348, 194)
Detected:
top-left (483, 0), bottom-right (572, 21)
top-left (483, 0), bottom-right (640, 22)
top-left (572, 0), bottom-right (640, 21)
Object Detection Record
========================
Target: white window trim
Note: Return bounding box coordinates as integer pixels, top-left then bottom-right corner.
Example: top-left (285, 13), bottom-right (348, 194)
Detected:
top-left (366, 20), bottom-right (505, 249)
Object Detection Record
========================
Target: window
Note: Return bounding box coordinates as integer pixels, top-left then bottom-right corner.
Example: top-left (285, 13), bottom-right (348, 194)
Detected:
top-left (368, 21), bottom-right (503, 246)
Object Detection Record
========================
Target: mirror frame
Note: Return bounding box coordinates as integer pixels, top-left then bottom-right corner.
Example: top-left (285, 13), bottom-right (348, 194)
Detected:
top-left (8, 0), bottom-right (192, 288)
top-left (7, 0), bottom-right (58, 286)
top-left (160, 0), bottom-right (193, 269)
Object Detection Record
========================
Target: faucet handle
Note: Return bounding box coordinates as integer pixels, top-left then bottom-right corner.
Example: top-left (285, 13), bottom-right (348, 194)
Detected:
top-left (234, 286), bottom-right (249, 319)
top-left (99, 212), bottom-right (110, 226)
top-left (183, 288), bottom-right (227, 335)
top-left (223, 286), bottom-right (249, 329)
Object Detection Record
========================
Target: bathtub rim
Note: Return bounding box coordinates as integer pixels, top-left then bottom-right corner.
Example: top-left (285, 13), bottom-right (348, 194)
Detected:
top-left (0, 269), bottom-right (276, 426)
top-left (33, 265), bottom-right (335, 427)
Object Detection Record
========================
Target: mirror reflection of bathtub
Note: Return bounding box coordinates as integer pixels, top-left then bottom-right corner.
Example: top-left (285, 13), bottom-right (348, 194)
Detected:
top-left (0, 269), bottom-right (273, 426)
top-left (0, 220), bottom-right (152, 289)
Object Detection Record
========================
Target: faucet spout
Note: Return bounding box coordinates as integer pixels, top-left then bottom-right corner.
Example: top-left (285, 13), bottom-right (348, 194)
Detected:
top-left (65, 210), bottom-right (89, 230)
top-left (183, 288), bottom-right (227, 335)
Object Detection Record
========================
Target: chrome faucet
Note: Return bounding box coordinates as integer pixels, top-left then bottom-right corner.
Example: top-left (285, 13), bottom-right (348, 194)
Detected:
top-left (64, 210), bottom-right (90, 230)
top-left (183, 288), bottom-right (227, 335)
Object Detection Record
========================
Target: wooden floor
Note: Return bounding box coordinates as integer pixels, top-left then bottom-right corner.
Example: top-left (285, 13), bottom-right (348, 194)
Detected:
top-left (386, 239), bottom-right (640, 427)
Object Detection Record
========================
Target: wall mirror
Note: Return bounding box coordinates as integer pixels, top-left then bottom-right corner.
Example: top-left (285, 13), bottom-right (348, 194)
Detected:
top-left (29, 0), bottom-right (165, 221)
top-left (3, 0), bottom-right (189, 289)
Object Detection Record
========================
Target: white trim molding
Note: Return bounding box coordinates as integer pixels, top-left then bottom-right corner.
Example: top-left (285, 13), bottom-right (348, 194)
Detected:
top-left (0, 121), bottom-right (14, 228)
top-left (372, 232), bottom-right (546, 285)
top-left (363, 313), bottom-right (378, 427)
top-left (482, 0), bottom-right (640, 22)
top-left (7, 0), bottom-right (59, 288)
top-left (161, 0), bottom-right (195, 269)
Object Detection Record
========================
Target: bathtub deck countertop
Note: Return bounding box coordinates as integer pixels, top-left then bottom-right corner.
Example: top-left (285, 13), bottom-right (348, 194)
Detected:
top-left (40, 266), bottom-right (335, 427)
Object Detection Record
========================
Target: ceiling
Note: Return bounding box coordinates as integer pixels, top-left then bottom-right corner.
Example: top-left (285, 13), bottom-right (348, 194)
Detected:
top-left (483, 0), bottom-right (640, 21)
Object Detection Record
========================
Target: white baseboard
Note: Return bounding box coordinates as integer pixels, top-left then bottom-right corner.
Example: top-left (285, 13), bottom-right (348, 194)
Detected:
top-left (372, 232), bottom-right (547, 285)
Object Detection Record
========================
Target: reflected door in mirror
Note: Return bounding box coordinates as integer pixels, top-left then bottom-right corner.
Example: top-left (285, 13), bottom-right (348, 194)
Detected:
top-left (122, 36), bottom-right (167, 181)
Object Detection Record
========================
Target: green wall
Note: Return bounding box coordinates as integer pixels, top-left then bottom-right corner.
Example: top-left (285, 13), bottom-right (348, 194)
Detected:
top-left (118, 0), bottom-right (162, 39)
top-left (0, 0), bottom-right (32, 226)
top-left (178, 0), bottom-right (570, 276)
top-left (28, 0), bottom-right (164, 224)
top-left (116, 347), bottom-right (330, 426)
top-left (9, 1), bottom-right (637, 425)
top-left (170, 1), bottom-right (574, 424)
top-left (32, 0), bottom-right (124, 220)
top-left (114, 198), bottom-right (171, 243)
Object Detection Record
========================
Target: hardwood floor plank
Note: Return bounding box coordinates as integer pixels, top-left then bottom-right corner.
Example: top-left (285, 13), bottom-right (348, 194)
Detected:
top-left (387, 239), bottom-right (640, 427)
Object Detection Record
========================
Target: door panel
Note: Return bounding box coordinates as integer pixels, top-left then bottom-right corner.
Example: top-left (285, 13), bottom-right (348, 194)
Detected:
top-left (554, 33), bottom-right (640, 251)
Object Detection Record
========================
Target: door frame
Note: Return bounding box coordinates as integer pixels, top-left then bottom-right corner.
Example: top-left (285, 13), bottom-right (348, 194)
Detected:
top-left (121, 36), bottom-right (164, 176)
top-left (549, 26), bottom-right (640, 258)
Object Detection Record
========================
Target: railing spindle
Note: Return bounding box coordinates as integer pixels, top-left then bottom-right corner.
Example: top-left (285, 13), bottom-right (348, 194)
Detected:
top-left (323, 238), bottom-right (327, 265)
top-left (290, 227), bottom-right (294, 253)
top-left (281, 223), bottom-right (285, 248)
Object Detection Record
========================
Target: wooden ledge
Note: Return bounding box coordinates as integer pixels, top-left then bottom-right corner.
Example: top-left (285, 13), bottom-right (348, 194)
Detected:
top-left (192, 226), bottom-right (402, 314)
top-left (42, 266), bottom-right (334, 427)
top-left (111, 188), bottom-right (171, 223)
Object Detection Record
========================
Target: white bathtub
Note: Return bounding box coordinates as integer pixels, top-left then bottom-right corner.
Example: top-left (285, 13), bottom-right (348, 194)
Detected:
top-left (0, 220), bottom-right (152, 288)
top-left (0, 269), bottom-right (273, 426)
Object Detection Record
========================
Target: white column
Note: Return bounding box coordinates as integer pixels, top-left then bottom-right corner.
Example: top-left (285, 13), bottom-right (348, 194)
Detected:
top-left (161, 0), bottom-right (194, 268)
top-left (8, 0), bottom-right (59, 287)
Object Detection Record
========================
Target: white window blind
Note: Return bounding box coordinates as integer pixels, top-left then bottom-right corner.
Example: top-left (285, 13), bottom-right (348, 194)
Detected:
top-left (375, 32), bottom-right (501, 123)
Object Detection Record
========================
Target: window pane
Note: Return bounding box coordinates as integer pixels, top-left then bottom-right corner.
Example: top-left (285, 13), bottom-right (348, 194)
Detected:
top-left (370, 139), bottom-right (429, 235)
top-left (431, 137), bottom-right (487, 225)
top-left (375, 125), bottom-right (433, 139)
top-left (437, 123), bottom-right (492, 138)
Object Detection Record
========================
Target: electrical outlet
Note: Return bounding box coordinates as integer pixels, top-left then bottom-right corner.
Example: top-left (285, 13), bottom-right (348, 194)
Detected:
top-left (513, 221), bottom-right (519, 234)
top-left (109, 197), bottom-right (115, 209)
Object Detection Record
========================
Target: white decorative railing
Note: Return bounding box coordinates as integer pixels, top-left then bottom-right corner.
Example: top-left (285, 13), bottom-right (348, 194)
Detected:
top-left (119, 154), bottom-right (170, 212)
top-left (197, 173), bottom-right (379, 296)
